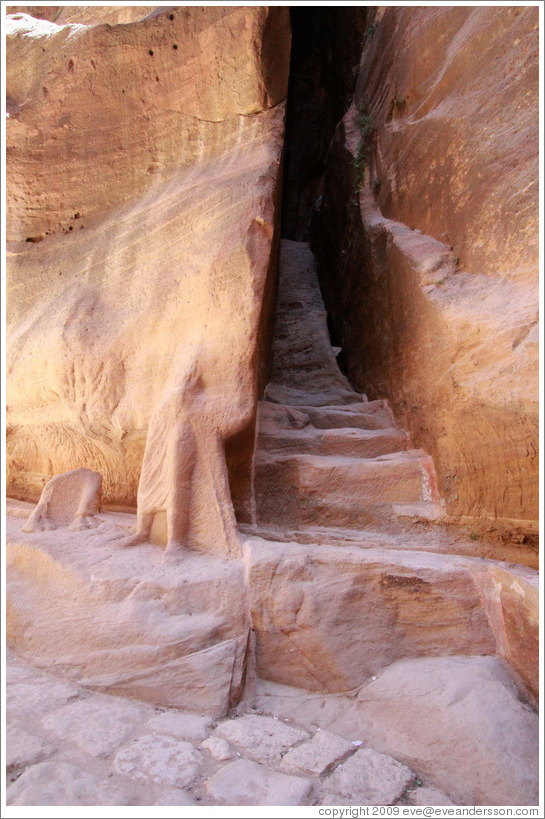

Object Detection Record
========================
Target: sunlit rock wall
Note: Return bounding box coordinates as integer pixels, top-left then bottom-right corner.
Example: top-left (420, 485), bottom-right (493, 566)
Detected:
top-left (6, 7), bottom-right (290, 542)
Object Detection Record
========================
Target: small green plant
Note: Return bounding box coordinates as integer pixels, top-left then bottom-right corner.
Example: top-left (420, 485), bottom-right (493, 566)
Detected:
top-left (470, 532), bottom-right (480, 541)
top-left (353, 101), bottom-right (373, 192)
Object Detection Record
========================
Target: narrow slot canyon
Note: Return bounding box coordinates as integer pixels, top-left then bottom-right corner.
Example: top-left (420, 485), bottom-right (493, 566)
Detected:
top-left (4, 5), bottom-right (540, 810)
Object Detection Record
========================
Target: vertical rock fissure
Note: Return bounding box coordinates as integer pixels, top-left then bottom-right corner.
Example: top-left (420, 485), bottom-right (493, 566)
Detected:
top-left (281, 7), bottom-right (368, 243)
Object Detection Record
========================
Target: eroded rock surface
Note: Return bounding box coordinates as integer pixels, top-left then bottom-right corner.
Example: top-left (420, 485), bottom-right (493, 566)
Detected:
top-left (474, 564), bottom-right (539, 702)
top-left (42, 696), bottom-right (153, 758)
top-left (352, 656), bottom-right (540, 807)
top-left (8, 761), bottom-right (140, 807)
top-left (113, 734), bottom-right (202, 788)
top-left (6, 7), bottom-right (290, 559)
top-left (7, 505), bottom-right (249, 717)
top-left (280, 729), bottom-right (355, 776)
top-left (213, 714), bottom-right (310, 765)
top-left (245, 537), bottom-right (490, 691)
top-left (5, 6), bottom-right (539, 810)
top-left (324, 748), bottom-right (414, 806)
top-left (204, 759), bottom-right (314, 807)
top-left (408, 788), bottom-right (455, 807)
top-left (253, 655), bottom-right (540, 807)
top-left (6, 6), bottom-right (157, 26)
top-left (311, 6), bottom-right (539, 543)
top-left (22, 467), bottom-right (101, 533)
top-left (358, 6), bottom-right (539, 278)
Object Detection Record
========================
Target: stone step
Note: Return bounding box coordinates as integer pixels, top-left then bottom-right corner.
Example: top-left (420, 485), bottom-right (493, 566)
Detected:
top-left (239, 521), bottom-right (538, 569)
top-left (263, 383), bottom-right (362, 407)
top-left (258, 426), bottom-right (410, 459)
top-left (258, 400), bottom-right (396, 432)
top-left (255, 450), bottom-right (444, 529)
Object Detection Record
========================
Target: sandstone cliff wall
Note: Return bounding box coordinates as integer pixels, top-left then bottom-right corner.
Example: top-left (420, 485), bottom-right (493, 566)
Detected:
top-left (6, 6), bottom-right (158, 25)
top-left (6, 7), bottom-right (291, 535)
top-left (312, 6), bottom-right (539, 538)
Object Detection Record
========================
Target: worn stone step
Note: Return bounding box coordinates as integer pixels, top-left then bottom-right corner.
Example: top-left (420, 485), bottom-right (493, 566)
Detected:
top-left (255, 450), bottom-right (443, 528)
top-left (263, 383), bottom-right (362, 407)
top-left (258, 425), bottom-right (410, 458)
top-left (238, 521), bottom-right (536, 567)
top-left (243, 534), bottom-right (538, 708)
top-left (258, 399), bottom-right (396, 433)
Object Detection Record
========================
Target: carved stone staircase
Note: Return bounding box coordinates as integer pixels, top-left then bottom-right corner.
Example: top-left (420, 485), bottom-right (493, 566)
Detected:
top-left (252, 239), bottom-right (444, 538)
top-left (241, 239), bottom-right (538, 711)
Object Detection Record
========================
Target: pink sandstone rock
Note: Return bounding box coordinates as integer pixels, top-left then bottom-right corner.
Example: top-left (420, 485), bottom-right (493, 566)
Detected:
top-left (6, 7), bottom-right (290, 561)
top-left (312, 6), bottom-right (539, 546)
top-left (22, 468), bottom-right (102, 533)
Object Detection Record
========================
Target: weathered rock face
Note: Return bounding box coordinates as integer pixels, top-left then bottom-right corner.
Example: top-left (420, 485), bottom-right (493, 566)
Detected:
top-left (311, 6), bottom-right (539, 544)
top-left (359, 6), bottom-right (539, 278)
top-left (7, 505), bottom-right (249, 717)
top-left (5, 9), bottom-right (540, 807)
top-left (243, 536), bottom-right (538, 699)
top-left (22, 467), bottom-right (102, 533)
top-left (474, 564), bottom-right (539, 702)
top-left (353, 656), bottom-right (539, 807)
top-left (6, 8), bottom-right (290, 555)
top-left (6, 8), bottom-right (288, 240)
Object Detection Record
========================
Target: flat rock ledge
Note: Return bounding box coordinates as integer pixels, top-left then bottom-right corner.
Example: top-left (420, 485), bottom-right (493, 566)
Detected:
top-left (6, 506), bottom-right (249, 718)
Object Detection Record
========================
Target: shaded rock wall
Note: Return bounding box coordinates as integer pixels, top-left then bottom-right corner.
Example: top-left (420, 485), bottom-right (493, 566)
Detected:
top-left (312, 6), bottom-right (539, 539)
top-left (6, 7), bottom-right (290, 544)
